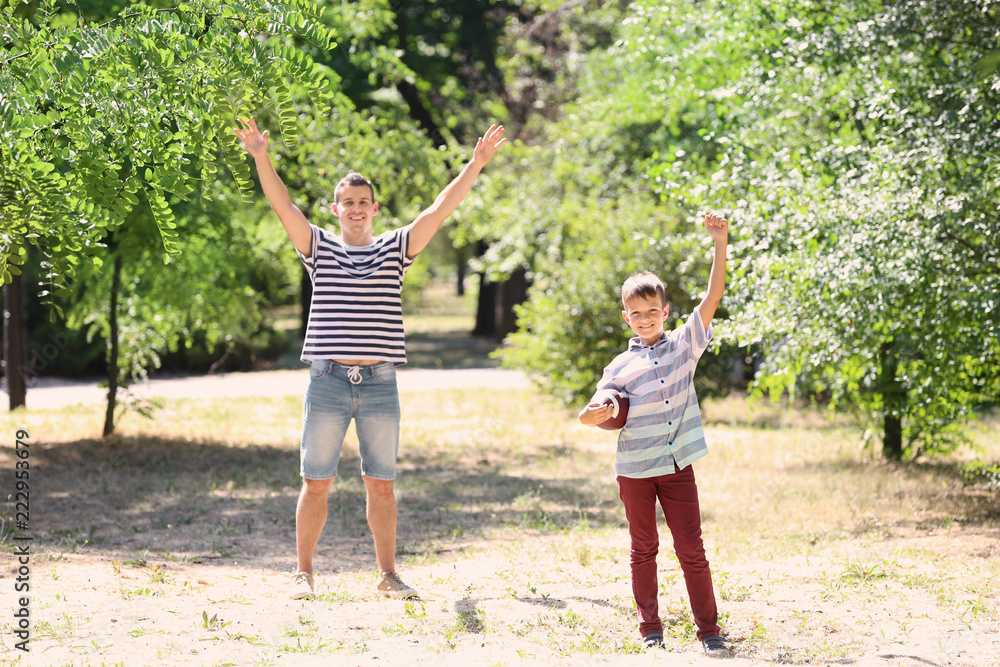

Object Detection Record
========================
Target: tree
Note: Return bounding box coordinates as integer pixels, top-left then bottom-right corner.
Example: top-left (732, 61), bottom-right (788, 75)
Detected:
top-left (1, 0), bottom-right (341, 427)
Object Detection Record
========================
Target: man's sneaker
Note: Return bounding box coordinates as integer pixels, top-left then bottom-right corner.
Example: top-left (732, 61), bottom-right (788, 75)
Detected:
top-left (375, 571), bottom-right (418, 599)
top-left (702, 635), bottom-right (731, 658)
top-left (289, 571), bottom-right (314, 600)
top-left (642, 633), bottom-right (665, 649)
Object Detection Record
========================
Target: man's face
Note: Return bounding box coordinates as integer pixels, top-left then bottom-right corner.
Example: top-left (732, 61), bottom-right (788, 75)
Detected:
top-left (622, 294), bottom-right (669, 346)
top-left (333, 184), bottom-right (378, 238)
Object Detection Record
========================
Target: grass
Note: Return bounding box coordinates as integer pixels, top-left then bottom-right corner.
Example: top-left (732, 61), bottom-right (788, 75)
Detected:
top-left (1, 307), bottom-right (998, 664)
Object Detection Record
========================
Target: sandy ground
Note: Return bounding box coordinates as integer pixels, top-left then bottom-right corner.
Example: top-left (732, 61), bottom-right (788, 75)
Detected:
top-left (2, 369), bottom-right (998, 667)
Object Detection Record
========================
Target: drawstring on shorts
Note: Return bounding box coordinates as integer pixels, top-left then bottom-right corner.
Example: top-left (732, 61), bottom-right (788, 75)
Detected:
top-left (347, 365), bottom-right (362, 385)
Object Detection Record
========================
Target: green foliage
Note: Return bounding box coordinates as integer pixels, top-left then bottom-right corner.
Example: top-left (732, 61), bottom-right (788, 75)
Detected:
top-left (65, 198), bottom-right (273, 383)
top-left (488, 134), bottom-right (710, 405)
top-left (475, 4), bottom-right (738, 406)
top-left (0, 0), bottom-right (340, 293)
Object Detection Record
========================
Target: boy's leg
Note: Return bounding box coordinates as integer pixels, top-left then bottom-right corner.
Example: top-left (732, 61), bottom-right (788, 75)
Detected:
top-left (656, 465), bottom-right (721, 641)
top-left (617, 475), bottom-right (663, 638)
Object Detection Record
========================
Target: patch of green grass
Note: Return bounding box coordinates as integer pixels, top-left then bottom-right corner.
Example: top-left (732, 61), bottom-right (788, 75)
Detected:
top-left (839, 562), bottom-right (891, 586)
top-left (454, 608), bottom-right (486, 634)
top-left (557, 611), bottom-right (585, 628)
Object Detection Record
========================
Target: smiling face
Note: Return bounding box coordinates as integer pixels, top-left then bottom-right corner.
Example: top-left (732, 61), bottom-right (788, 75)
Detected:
top-left (332, 184), bottom-right (379, 246)
top-left (622, 294), bottom-right (670, 346)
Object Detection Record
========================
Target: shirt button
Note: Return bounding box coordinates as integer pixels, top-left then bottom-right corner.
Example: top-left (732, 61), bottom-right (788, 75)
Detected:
top-left (668, 421), bottom-right (672, 425)
top-left (660, 380), bottom-right (664, 383)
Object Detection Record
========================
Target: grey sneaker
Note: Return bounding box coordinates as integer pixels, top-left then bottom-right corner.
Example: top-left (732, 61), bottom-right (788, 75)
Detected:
top-left (375, 571), bottom-right (417, 599)
top-left (289, 571), bottom-right (314, 600)
top-left (702, 635), bottom-right (730, 658)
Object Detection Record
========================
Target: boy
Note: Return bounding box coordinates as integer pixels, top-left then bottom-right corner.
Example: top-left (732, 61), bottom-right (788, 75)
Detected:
top-left (235, 118), bottom-right (506, 600)
top-left (578, 213), bottom-right (730, 658)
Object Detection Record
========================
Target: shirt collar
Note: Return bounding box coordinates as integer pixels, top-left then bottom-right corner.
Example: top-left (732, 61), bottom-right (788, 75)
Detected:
top-left (627, 333), bottom-right (667, 351)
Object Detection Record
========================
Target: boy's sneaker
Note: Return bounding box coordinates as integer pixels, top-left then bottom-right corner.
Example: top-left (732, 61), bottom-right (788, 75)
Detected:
top-left (289, 571), bottom-right (314, 600)
top-left (642, 633), bottom-right (664, 649)
top-left (375, 571), bottom-right (418, 599)
top-left (701, 635), bottom-right (731, 658)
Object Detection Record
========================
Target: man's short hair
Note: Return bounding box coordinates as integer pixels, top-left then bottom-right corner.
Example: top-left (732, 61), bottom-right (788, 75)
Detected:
top-left (334, 172), bottom-right (376, 202)
top-left (621, 271), bottom-right (666, 307)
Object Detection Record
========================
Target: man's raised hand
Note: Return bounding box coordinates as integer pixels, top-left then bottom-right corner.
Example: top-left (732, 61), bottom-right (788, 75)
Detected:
top-left (472, 124), bottom-right (507, 167)
top-left (234, 118), bottom-right (270, 159)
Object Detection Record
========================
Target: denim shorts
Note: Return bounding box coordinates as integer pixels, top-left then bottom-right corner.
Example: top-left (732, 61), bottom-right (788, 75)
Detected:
top-left (300, 360), bottom-right (400, 481)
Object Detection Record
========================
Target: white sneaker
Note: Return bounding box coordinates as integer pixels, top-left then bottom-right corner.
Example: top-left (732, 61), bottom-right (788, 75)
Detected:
top-left (289, 571), bottom-right (314, 600)
top-left (375, 571), bottom-right (417, 599)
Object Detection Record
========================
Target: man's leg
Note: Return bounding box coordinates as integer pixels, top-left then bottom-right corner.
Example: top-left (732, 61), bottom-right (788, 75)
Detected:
top-left (296, 477), bottom-right (334, 575)
top-left (363, 476), bottom-right (397, 573)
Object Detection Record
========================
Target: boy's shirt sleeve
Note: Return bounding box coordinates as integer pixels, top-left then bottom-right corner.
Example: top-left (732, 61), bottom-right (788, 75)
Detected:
top-left (590, 357), bottom-right (625, 405)
top-left (685, 308), bottom-right (714, 359)
top-left (296, 224), bottom-right (323, 281)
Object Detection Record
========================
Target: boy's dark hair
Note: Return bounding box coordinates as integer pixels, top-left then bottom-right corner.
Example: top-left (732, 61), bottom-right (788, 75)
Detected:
top-left (334, 172), bottom-right (376, 203)
top-left (621, 271), bottom-right (666, 307)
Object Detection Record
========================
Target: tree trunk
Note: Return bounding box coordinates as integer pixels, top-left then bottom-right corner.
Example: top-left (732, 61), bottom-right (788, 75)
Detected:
top-left (879, 340), bottom-right (904, 461)
top-left (473, 273), bottom-right (496, 337)
top-left (494, 267), bottom-right (530, 342)
top-left (456, 247), bottom-right (466, 297)
top-left (103, 253), bottom-right (123, 437)
top-left (4, 268), bottom-right (27, 410)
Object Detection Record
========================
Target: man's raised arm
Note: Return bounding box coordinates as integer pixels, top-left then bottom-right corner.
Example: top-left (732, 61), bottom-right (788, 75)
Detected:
top-left (234, 118), bottom-right (312, 257)
top-left (406, 124), bottom-right (506, 258)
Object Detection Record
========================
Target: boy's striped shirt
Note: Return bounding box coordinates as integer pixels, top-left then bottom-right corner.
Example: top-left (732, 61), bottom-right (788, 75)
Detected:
top-left (297, 223), bottom-right (414, 364)
top-left (593, 310), bottom-right (713, 478)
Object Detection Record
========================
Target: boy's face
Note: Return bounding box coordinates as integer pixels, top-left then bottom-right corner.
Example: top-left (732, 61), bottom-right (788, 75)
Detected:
top-left (332, 184), bottom-right (379, 241)
top-left (622, 294), bottom-right (669, 346)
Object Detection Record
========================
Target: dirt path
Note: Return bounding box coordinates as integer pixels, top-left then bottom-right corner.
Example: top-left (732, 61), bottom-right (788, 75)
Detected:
top-left (9, 368), bottom-right (530, 410)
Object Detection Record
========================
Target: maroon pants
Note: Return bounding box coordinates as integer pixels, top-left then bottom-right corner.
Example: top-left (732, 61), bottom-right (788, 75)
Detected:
top-left (617, 465), bottom-right (720, 640)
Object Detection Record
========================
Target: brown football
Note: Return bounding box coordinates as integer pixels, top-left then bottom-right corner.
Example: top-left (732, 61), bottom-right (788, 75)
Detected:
top-left (597, 391), bottom-right (629, 430)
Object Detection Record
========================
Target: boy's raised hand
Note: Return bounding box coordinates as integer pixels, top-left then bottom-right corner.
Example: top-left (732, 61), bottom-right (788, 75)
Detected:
top-left (472, 124), bottom-right (507, 167)
top-left (704, 212), bottom-right (729, 241)
top-left (234, 118), bottom-right (270, 160)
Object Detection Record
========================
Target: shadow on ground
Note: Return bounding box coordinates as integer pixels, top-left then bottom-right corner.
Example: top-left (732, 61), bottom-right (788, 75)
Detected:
top-left (20, 434), bottom-right (619, 573)
top-left (784, 457), bottom-right (1000, 528)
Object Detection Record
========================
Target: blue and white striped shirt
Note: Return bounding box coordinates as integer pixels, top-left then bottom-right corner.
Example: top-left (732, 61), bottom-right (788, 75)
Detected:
top-left (297, 224), bottom-right (414, 364)
top-left (593, 310), bottom-right (713, 478)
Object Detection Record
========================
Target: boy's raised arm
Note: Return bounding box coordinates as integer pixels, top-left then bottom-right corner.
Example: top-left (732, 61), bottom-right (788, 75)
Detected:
top-left (234, 118), bottom-right (313, 257)
top-left (696, 213), bottom-right (729, 330)
top-left (406, 124), bottom-right (506, 258)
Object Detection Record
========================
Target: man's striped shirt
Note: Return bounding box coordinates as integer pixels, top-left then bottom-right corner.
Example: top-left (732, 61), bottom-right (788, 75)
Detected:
top-left (297, 223), bottom-right (414, 364)
top-left (593, 310), bottom-right (713, 478)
